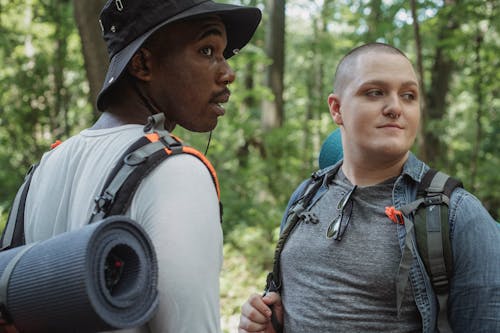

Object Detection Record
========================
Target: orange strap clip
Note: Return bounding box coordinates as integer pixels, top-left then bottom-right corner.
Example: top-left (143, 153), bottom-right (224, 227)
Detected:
top-left (50, 140), bottom-right (62, 149)
top-left (385, 206), bottom-right (405, 225)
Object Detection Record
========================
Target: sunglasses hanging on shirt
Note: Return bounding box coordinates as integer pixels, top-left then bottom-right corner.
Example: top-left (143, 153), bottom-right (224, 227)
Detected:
top-left (326, 185), bottom-right (357, 240)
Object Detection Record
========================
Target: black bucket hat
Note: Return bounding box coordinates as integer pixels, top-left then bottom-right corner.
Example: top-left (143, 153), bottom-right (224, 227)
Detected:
top-left (96, 0), bottom-right (262, 111)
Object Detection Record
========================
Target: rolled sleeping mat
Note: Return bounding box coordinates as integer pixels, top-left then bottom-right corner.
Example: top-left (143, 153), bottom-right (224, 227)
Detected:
top-left (0, 215), bottom-right (158, 332)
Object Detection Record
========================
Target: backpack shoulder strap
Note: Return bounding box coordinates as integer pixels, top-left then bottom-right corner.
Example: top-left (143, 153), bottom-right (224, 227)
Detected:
top-left (265, 166), bottom-right (337, 294)
top-left (403, 167), bottom-right (462, 333)
top-left (264, 167), bottom-right (337, 333)
top-left (89, 114), bottom-right (221, 224)
top-left (414, 169), bottom-right (462, 280)
top-left (0, 164), bottom-right (39, 250)
top-left (0, 141), bottom-right (64, 250)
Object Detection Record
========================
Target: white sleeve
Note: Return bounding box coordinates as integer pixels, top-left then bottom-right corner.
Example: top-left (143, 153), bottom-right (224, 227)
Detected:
top-left (128, 154), bottom-right (223, 333)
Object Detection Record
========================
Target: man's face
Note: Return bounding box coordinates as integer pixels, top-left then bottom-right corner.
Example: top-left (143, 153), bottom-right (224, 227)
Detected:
top-left (147, 16), bottom-right (235, 132)
top-left (329, 52), bottom-right (420, 163)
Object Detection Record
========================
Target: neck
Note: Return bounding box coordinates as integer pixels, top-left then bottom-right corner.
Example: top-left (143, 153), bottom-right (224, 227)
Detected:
top-left (91, 89), bottom-right (176, 131)
top-left (90, 111), bottom-right (145, 130)
top-left (341, 152), bottom-right (408, 186)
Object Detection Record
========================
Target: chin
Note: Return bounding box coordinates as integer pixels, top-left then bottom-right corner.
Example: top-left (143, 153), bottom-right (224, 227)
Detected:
top-left (183, 121), bottom-right (217, 133)
top-left (375, 144), bottom-right (409, 159)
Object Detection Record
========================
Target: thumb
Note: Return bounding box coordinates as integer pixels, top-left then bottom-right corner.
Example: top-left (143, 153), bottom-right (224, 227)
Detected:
top-left (263, 292), bottom-right (283, 325)
top-left (262, 291), bottom-right (281, 306)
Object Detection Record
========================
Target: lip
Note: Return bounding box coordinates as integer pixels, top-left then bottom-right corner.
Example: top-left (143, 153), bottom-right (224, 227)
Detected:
top-left (211, 102), bottom-right (226, 116)
top-left (211, 90), bottom-right (231, 103)
top-left (210, 89), bottom-right (231, 116)
top-left (378, 123), bottom-right (404, 129)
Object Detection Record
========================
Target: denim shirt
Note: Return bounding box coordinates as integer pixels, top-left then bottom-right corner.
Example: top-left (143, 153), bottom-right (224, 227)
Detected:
top-left (281, 153), bottom-right (500, 332)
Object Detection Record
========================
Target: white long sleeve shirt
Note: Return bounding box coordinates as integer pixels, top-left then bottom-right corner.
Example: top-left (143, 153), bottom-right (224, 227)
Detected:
top-left (25, 125), bottom-right (223, 333)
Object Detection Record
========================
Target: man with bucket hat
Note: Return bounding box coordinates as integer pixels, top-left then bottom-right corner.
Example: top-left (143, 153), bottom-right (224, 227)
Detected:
top-left (18, 0), bottom-right (261, 332)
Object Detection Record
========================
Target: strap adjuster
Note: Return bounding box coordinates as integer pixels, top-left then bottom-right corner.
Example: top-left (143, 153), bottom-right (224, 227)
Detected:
top-left (94, 191), bottom-right (114, 214)
top-left (431, 273), bottom-right (449, 294)
top-left (159, 135), bottom-right (183, 154)
top-left (423, 193), bottom-right (445, 206)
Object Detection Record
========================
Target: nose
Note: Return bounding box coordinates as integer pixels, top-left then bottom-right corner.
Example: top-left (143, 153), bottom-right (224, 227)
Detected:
top-left (218, 59), bottom-right (235, 86)
top-left (382, 93), bottom-right (402, 119)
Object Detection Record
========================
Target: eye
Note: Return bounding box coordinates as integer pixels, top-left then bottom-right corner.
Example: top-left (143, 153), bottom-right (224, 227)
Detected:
top-left (366, 89), bottom-right (384, 97)
top-left (200, 46), bottom-right (214, 57)
top-left (401, 92), bottom-right (417, 101)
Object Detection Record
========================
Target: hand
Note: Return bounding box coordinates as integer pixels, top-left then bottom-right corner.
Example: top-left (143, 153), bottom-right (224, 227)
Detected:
top-left (238, 292), bottom-right (283, 333)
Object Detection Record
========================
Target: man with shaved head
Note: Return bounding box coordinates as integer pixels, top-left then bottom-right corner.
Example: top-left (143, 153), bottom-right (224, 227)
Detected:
top-left (238, 43), bottom-right (500, 333)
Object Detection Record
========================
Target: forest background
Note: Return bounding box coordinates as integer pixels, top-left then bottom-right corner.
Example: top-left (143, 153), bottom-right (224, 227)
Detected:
top-left (0, 0), bottom-right (498, 331)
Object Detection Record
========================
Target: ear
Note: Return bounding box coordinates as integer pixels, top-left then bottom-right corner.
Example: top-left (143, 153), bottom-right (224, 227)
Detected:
top-left (127, 48), bottom-right (154, 81)
top-left (328, 93), bottom-right (343, 125)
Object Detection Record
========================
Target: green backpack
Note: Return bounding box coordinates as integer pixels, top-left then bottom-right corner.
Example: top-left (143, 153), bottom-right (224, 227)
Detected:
top-left (265, 167), bottom-right (462, 333)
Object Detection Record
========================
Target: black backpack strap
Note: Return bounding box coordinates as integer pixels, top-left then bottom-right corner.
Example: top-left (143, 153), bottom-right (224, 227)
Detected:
top-left (90, 114), bottom-right (221, 223)
top-left (0, 164), bottom-right (39, 250)
top-left (265, 168), bottom-right (334, 294)
top-left (264, 167), bottom-right (337, 333)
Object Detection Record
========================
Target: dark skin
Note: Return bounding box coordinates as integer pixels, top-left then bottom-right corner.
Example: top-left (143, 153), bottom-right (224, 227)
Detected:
top-left (92, 16), bottom-right (235, 132)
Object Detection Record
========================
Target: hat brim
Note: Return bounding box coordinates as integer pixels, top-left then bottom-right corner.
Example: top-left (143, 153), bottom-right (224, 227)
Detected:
top-left (96, 1), bottom-right (261, 111)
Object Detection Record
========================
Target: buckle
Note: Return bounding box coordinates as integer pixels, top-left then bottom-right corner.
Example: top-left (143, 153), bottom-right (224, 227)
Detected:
top-left (94, 192), bottom-right (114, 214)
top-left (298, 211), bottom-right (319, 224)
top-left (431, 274), bottom-right (449, 294)
top-left (423, 193), bottom-right (444, 206)
top-left (159, 135), bottom-right (183, 154)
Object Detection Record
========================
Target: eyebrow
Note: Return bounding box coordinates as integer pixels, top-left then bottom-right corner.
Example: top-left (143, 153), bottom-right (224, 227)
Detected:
top-left (197, 23), bottom-right (224, 41)
top-left (359, 79), bottom-right (419, 88)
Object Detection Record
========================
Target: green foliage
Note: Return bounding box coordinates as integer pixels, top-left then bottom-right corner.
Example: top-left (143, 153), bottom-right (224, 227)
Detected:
top-left (0, 1), bottom-right (498, 331)
top-left (0, 0), bottom-right (92, 208)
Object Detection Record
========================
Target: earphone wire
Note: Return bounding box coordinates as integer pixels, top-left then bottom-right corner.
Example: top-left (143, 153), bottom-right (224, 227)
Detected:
top-left (204, 131), bottom-right (212, 156)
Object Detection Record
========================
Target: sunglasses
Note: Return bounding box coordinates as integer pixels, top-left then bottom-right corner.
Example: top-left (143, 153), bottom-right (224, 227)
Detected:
top-left (326, 185), bottom-right (357, 240)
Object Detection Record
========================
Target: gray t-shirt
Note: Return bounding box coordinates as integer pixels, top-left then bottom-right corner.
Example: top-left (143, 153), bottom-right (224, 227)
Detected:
top-left (281, 169), bottom-right (421, 332)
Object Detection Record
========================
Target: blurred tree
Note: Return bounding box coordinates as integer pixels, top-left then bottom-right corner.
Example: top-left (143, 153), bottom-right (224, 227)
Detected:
top-left (72, 0), bottom-right (107, 115)
top-left (1, 1), bottom-right (498, 330)
top-left (423, 0), bottom-right (458, 167)
top-left (410, 0), bottom-right (426, 153)
top-left (0, 0), bottom-right (91, 210)
top-left (261, 0), bottom-right (285, 130)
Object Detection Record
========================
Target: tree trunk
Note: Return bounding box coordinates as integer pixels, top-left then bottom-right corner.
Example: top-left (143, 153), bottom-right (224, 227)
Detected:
top-left (469, 31), bottom-right (484, 192)
top-left (73, 0), bottom-right (108, 115)
top-left (423, 0), bottom-right (458, 166)
top-left (52, 0), bottom-right (71, 138)
top-left (242, 0), bottom-right (259, 109)
top-left (261, 0), bottom-right (285, 130)
top-left (410, 0), bottom-right (426, 156)
top-left (366, 0), bottom-right (383, 40)
top-left (303, 1), bottom-right (330, 172)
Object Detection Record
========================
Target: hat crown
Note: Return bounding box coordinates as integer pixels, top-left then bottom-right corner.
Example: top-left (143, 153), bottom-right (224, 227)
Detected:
top-left (95, 0), bottom-right (261, 111)
top-left (99, 0), bottom-right (207, 59)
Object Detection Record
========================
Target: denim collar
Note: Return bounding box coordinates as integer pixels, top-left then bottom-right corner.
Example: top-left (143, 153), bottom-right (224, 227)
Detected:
top-left (400, 152), bottom-right (428, 184)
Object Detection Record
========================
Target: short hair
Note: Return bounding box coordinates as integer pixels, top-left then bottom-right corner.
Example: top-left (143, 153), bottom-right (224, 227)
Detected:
top-left (333, 43), bottom-right (410, 95)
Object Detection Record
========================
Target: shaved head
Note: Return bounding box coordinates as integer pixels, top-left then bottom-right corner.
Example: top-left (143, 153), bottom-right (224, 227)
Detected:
top-left (333, 43), bottom-right (410, 97)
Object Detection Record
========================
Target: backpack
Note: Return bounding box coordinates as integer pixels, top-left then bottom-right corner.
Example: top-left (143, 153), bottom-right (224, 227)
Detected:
top-left (0, 113), bottom-right (222, 250)
top-left (265, 165), bottom-right (462, 333)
